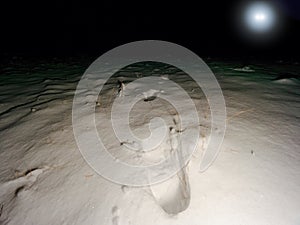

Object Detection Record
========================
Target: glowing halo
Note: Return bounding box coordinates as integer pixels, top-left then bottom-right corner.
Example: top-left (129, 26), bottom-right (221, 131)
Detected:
top-left (233, 1), bottom-right (284, 43)
top-left (244, 2), bottom-right (275, 33)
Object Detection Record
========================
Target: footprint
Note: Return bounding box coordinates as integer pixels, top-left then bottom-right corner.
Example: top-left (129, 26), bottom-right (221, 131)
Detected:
top-left (150, 167), bottom-right (191, 215)
top-left (111, 206), bottom-right (119, 225)
top-left (150, 125), bottom-right (191, 215)
top-left (143, 96), bottom-right (157, 102)
top-left (0, 204), bottom-right (3, 218)
top-left (121, 185), bottom-right (129, 194)
top-left (142, 89), bottom-right (160, 101)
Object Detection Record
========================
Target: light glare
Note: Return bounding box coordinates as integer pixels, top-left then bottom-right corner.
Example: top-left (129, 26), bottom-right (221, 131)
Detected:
top-left (233, 1), bottom-right (284, 44)
top-left (254, 13), bottom-right (266, 21)
top-left (245, 2), bottom-right (275, 33)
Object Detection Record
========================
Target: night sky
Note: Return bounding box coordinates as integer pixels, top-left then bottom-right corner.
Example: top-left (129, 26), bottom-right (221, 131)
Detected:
top-left (1, 0), bottom-right (300, 59)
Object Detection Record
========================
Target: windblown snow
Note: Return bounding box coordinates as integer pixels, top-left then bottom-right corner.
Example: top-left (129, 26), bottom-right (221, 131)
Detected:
top-left (0, 57), bottom-right (299, 225)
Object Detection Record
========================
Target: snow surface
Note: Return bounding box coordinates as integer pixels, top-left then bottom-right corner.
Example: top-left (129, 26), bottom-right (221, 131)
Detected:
top-left (0, 57), bottom-right (299, 225)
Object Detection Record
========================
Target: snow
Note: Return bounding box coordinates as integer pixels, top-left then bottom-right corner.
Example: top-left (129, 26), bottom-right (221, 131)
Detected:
top-left (233, 66), bottom-right (255, 72)
top-left (0, 57), bottom-right (299, 224)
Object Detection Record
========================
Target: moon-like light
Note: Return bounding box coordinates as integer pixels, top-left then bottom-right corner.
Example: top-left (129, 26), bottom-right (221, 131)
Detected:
top-left (244, 2), bottom-right (276, 33)
top-left (233, 1), bottom-right (284, 44)
top-left (254, 13), bottom-right (266, 21)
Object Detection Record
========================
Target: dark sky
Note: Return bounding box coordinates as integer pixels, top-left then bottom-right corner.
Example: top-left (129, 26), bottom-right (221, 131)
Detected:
top-left (1, 0), bottom-right (300, 59)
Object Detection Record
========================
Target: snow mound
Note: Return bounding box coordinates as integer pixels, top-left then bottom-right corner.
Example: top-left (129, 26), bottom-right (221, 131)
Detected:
top-left (272, 73), bottom-right (300, 85)
top-left (272, 78), bottom-right (300, 85)
top-left (233, 66), bottom-right (255, 72)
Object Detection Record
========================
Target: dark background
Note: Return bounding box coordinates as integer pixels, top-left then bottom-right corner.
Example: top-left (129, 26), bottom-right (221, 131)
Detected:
top-left (1, 0), bottom-right (299, 59)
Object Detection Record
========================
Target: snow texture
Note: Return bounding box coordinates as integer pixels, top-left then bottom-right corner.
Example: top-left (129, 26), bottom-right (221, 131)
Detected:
top-left (0, 58), bottom-right (299, 225)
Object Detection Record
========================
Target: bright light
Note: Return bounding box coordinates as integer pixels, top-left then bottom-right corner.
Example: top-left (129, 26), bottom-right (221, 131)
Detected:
top-left (254, 13), bottom-right (266, 21)
top-left (244, 2), bottom-right (275, 33)
top-left (233, 1), bottom-right (284, 44)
